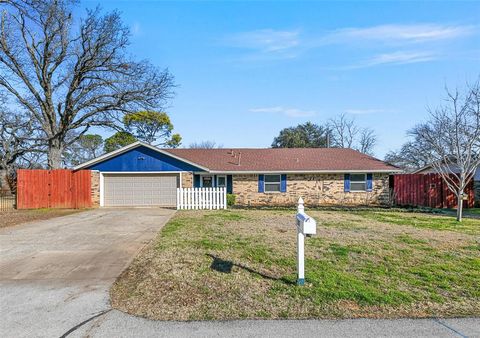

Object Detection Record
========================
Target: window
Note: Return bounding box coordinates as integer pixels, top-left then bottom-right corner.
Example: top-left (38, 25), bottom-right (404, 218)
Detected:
top-left (217, 175), bottom-right (226, 188)
top-left (264, 174), bottom-right (281, 192)
top-left (350, 174), bottom-right (366, 191)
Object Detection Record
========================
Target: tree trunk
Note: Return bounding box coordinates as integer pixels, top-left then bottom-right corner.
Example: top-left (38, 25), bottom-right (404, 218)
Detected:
top-left (47, 139), bottom-right (64, 169)
top-left (456, 192), bottom-right (463, 222)
top-left (5, 166), bottom-right (17, 195)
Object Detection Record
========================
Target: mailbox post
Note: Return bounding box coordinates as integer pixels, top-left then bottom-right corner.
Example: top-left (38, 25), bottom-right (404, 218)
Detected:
top-left (295, 197), bottom-right (316, 286)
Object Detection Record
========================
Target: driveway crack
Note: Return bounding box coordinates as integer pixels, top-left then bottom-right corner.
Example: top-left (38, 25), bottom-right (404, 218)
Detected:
top-left (433, 318), bottom-right (468, 338)
top-left (59, 308), bottom-right (112, 338)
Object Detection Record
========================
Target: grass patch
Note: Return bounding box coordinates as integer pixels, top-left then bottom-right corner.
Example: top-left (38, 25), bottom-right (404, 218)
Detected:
top-left (111, 209), bottom-right (480, 320)
top-left (465, 208), bottom-right (480, 216)
top-left (0, 209), bottom-right (84, 228)
top-left (353, 210), bottom-right (480, 235)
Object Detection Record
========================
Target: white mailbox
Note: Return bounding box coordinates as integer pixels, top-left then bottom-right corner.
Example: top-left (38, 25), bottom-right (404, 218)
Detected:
top-left (296, 212), bottom-right (316, 236)
top-left (295, 197), bottom-right (317, 286)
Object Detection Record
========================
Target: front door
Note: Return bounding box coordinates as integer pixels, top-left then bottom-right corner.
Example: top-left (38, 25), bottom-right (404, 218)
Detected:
top-left (201, 176), bottom-right (213, 188)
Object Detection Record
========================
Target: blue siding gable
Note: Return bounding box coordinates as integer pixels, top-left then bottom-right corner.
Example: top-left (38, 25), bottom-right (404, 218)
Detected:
top-left (87, 146), bottom-right (206, 172)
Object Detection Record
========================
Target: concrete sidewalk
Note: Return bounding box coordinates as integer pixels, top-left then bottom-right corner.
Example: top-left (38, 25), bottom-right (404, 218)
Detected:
top-left (71, 311), bottom-right (479, 337)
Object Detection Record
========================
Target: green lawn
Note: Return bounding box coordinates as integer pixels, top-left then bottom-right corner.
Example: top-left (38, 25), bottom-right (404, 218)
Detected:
top-left (465, 208), bottom-right (480, 216)
top-left (111, 209), bottom-right (480, 320)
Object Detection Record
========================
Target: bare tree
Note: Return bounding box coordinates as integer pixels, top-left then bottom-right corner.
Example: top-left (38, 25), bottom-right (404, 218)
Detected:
top-left (189, 140), bottom-right (223, 149)
top-left (358, 128), bottom-right (377, 155)
top-left (384, 140), bottom-right (433, 171)
top-left (328, 113), bottom-right (377, 155)
top-left (328, 113), bottom-right (358, 148)
top-left (64, 133), bottom-right (103, 166)
top-left (410, 81), bottom-right (480, 221)
top-left (0, 109), bottom-right (45, 192)
top-left (0, 0), bottom-right (175, 168)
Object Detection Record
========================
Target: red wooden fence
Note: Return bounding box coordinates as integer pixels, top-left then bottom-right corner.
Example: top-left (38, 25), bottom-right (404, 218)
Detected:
top-left (393, 174), bottom-right (474, 209)
top-left (17, 169), bottom-right (92, 209)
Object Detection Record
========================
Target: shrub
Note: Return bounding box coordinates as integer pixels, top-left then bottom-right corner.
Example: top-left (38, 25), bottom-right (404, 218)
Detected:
top-left (226, 194), bottom-right (236, 206)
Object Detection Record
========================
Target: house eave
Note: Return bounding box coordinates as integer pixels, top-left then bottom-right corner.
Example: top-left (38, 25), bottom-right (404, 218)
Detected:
top-left (197, 169), bottom-right (403, 174)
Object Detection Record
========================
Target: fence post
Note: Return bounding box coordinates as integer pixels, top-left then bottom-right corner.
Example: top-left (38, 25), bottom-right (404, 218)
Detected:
top-left (206, 188), bottom-right (212, 210)
top-left (194, 188), bottom-right (198, 210)
top-left (177, 188), bottom-right (180, 210)
top-left (202, 188), bottom-right (205, 209)
top-left (223, 187), bottom-right (227, 209)
top-left (197, 188), bottom-right (200, 209)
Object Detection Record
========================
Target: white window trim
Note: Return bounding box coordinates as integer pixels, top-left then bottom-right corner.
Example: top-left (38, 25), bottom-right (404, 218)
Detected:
top-left (264, 174), bottom-right (282, 193)
top-left (350, 173), bottom-right (367, 192)
top-left (216, 175), bottom-right (227, 188)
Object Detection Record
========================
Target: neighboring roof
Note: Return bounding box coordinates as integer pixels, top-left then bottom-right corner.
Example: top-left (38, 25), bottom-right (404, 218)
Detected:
top-left (413, 163), bottom-right (480, 180)
top-left (165, 147), bottom-right (401, 173)
top-left (412, 164), bottom-right (438, 174)
top-left (74, 141), bottom-right (401, 173)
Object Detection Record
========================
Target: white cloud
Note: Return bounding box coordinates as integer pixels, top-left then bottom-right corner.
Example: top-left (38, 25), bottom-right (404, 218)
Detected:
top-left (249, 106), bottom-right (316, 118)
top-left (344, 109), bottom-right (388, 115)
top-left (361, 51), bottom-right (437, 67)
top-left (224, 23), bottom-right (476, 64)
top-left (226, 29), bottom-right (300, 52)
top-left (322, 24), bottom-right (475, 45)
top-left (131, 22), bottom-right (142, 37)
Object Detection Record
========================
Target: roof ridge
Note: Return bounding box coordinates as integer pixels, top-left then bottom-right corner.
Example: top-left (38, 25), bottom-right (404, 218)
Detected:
top-left (165, 147), bottom-right (359, 151)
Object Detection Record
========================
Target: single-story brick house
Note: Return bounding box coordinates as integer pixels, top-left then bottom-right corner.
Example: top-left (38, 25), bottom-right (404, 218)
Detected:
top-left (74, 141), bottom-right (401, 207)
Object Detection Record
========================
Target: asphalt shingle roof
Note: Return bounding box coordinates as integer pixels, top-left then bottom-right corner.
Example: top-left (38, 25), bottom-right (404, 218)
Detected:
top-left (165, 148), bottom-right (399, 172)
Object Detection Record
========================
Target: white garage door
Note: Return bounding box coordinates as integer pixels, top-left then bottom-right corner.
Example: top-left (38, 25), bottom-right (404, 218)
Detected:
top-left (103, 174), bottom-right (178, 207)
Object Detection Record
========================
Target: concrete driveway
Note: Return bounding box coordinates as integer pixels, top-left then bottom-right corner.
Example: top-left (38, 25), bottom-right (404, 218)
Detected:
top-left (0, 208), bottom-right (175, 338)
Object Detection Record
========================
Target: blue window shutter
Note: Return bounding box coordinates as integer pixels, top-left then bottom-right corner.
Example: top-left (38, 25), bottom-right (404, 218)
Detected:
top-left (366, 173), bottom-right (373, 192)
top-left (213, 175), bottom-right (217, 187)
top-left (193, 174), bottom-right (201, 188)
top-left (227, 175), bottom-right (233, 194)
top-left (280, 174), bottom-right (287, 192)
top-left (258, 174), bottom-right (264, 193)
top-left (344, 174), bottom-right (350, 192)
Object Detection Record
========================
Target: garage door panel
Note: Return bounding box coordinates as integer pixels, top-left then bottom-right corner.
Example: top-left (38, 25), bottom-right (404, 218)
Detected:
top-left (103, 174), bottom-right (178, 207)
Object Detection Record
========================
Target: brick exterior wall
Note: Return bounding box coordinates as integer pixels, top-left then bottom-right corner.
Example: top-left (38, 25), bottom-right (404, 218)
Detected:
top-left (182, 172), bottom-right (193, 188)
top-left (89, 170), bottom-right (390, 207)
top-left (232, 173), bottom-right (390, 207)
top-left (91, 171), bottom-right (100, 207)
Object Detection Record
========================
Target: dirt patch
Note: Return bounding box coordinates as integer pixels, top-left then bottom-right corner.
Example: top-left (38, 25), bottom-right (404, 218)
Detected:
top-left (0, 209), bottom-right (84, 229)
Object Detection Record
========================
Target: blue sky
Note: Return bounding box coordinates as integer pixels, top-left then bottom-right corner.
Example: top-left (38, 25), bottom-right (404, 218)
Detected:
top-left (83, 0), bottom-right (480, 158)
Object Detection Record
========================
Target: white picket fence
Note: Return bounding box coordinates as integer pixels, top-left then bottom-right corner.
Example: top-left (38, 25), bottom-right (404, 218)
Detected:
top-left (177, 187), bottom-right (227, 210)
